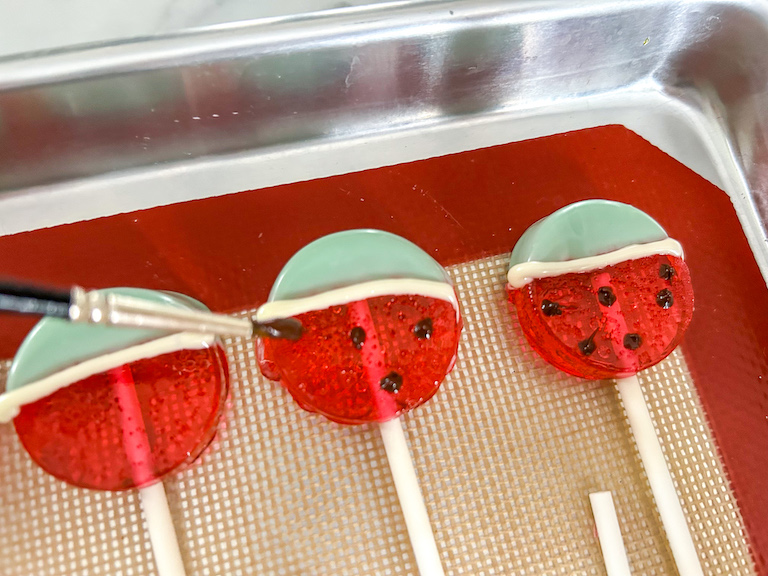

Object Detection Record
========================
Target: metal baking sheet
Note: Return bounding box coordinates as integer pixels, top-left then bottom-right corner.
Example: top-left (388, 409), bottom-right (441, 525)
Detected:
top-left (0, 1), bottom-right (767, 574)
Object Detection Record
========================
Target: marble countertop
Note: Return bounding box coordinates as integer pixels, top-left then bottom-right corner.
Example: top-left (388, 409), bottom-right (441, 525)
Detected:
top-left (0, 0), bottom-right (394, 58)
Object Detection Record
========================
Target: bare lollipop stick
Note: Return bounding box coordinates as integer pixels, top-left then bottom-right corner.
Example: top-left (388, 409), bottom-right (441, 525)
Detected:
top-left (589, 491), bottom-right (632, 576)
top-left (253, 231), bottom-right (462, 574)
top-left (379, 418), bottom-right (445, 576)
top-left (507, 201), bottom-right (701, 574)
top-left (617, 375), bottom-right (703, 576)
top-left (139, 484), bottom-right (187, 576)
top-left (112, 366), bottom-right (187, 576)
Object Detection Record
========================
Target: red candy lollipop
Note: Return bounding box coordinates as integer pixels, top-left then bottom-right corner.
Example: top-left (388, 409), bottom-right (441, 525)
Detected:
top-left (13, 345), bottom-right (226, 490)
top-left (507, 200), bottom-right (703, 576)
top-left (257, 230), bottom-right (461, 424)
top-left (507, 200), bottom-right (694, 379)
top-left (256, 230), bottom-right (462, 575)
top-left (260, 294), bottom-right (459, 424)
top-left (511, 254), bottom-right (694, 379)
top-left (0, 288), bottom-right (229, 576)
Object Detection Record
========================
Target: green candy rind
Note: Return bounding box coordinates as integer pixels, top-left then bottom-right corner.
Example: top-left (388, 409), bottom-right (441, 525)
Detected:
top-left (509, 200), bottom-right (669, 268)
top-left (268, 229), bottom-right (451, 302)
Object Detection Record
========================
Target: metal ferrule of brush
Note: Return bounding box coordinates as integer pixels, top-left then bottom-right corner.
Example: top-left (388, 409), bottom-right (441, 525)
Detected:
top-left (68, 286), bottom-right (254, 338)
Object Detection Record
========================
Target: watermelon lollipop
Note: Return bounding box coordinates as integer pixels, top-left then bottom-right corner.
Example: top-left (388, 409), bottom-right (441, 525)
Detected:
top-left (256, 229), bottom-right (462, 575)
top-left (507, 199), bottom-right (694, 379)
top-left (0, 288), bottom-right (229, 576)
top-left (507, 200), bottom-right (703, 576)
top-left (256, 229), bottom-right (461, 424)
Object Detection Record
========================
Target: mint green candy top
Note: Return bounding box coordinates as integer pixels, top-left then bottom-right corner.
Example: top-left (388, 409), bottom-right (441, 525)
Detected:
top-left (509, 200), bottom-right (669, 267)
top-left (269, 230), bottom-right (451, 302)
top-left (6, 288), bottom-right (207, 392)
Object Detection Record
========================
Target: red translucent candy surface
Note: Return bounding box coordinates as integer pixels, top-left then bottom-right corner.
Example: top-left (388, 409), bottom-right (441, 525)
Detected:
top-left (260, 294), bottom-right (461, 424)
top-left (510, 254), bottom-right (693, 379)
top-left (14, 346), bottom-right (229, 491)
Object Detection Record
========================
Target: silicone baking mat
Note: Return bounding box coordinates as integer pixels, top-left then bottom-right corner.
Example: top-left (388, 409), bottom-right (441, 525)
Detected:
top-left (0, 253), bottom-right (754, 575)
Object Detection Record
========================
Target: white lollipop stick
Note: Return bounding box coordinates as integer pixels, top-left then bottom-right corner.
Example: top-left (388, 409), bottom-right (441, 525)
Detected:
top-left (114, 366), bottom-right (187, 576)
top-left (379, 418), bottom-right (445, 576)
top-left (139, 483), bottom-right (187, 576)
top-left (617, 375), bottom-right (703, 576)
top-left (589, 491), bottom-right (632, 576)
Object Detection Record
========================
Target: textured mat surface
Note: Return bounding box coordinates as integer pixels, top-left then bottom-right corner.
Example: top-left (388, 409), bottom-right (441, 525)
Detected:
top-left (0, 254), bottom-right (755, 575)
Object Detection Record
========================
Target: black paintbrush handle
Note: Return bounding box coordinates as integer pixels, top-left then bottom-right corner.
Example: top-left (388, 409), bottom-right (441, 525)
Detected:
top-left (0, 280), bottom-right (72, 319)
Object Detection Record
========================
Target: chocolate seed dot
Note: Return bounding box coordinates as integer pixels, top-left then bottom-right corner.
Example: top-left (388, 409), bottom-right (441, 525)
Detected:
top-left (623, 333), bottom-right (642, 350)
top-left (659, 263), bottom-right (676, 281)
top-left (541, 300), bottom-right (563, 316)
top-left (656, 288), bottom-right (674, 309)
top-left (414, 318), bottom-right (433, 339)
top-left (350, 326), bottom-right (366, 349)
top-left (578, 329), bottom-right (598, 356)
top-left (578, 339), bottom-right (596, 355)
top-left (597, 286), bottom-right (617, 307)
top-left (379, 371), bottom-right (403, 393)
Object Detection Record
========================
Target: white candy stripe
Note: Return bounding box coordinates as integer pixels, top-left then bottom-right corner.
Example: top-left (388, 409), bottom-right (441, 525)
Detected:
top-left (255, 279), bottom-right (460, 322)
top-left (506, 238), bottom-right (684, 288)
